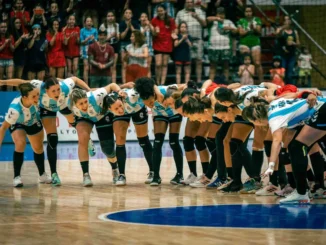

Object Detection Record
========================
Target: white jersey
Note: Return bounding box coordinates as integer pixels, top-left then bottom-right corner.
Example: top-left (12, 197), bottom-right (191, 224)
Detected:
top-left (234, 85), bottom-right (267, 110)
top-left (122, 88), bottom-right (144, 114)
top-left (268, 97), bottom-right (326, 133)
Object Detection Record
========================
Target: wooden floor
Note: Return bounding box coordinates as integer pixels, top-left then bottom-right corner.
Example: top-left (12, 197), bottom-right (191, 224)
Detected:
top-left (0, 156), bottom-right (325, 245)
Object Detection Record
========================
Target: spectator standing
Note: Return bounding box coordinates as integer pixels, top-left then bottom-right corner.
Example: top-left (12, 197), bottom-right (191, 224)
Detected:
top-left (88, 27), bottom-right (114, 88)
top-left (119, 8), bottom-right (140, 83)
top-left (80, 16), bottom-right (98, 84)
top-left (30, 4), bottom-right (47, 35)
top-left (46, 19), bottom-right (66, 78)
top-left (270, 55), bottom-right (285, 87)
top-left (11, 17), bottom-right (29, 79)
top-left (151, 4), bottom-right (176, 85)
top-left (26, 24), bottom-right (47, 80)
top-left (152, 0), bottom-right (177, 18)
top-left (238, 53), bottom-right (254, 85)
top-left (207, 7), bottom-right (236, 82)
top-left (176, 0), bottom-right (206, 83)
top-left (0, 21), bottom-right (14, 90)
top-left (140, 12), bottom-right (154, 78)
top-left (174, 22), bottom-right (192, 84)
top-left (63, 14), bottom-right (80, 76)
top-left (298, 46), bottom-right (316, 87)
top-left (125, 30), bottom-right (149, 83)
top-left (276, 15), bottom-right (300, 85)
top-left (100, 10), bottom-right (120, 83)
top-left (46, 0), bottom-right (73, 30)
top-left (237, 6), bottom-right (263, 83)
top-left (10, 0), bottom-right (30, 33)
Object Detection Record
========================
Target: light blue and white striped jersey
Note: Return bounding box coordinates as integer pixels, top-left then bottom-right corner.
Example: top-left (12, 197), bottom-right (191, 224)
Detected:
top-left (71, 88), bottom-right (108, 122)
top-left (234, 85), bottom-right (266, 110)
top-left (122, 88), bottom-right (144, 114)
top-left (268, 97), bottom-right (326, 133)
top-left (152, 86), bottom-right (176, 117)
top-left (5, 97), bottom-right (40, 126)
top-left (30, 78), bottom-right (75, 112)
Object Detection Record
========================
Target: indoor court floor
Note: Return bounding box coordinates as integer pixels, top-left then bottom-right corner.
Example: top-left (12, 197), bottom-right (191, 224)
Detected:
top-left (0, 142), bottom-right (326, 245)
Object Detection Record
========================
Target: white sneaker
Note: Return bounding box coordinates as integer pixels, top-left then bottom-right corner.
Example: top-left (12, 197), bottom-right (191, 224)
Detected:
top-left (39, 172), bottom-right (52, 184)
top-left (145, 171), bottom-right (154, 184)
top-left (311, 188), bottom-right (326, 199)
top-left (88, 139), bottom-right (96, 157)
top-left (217, 178), bottom-right (233, 191)
top-left (189, 177), bottom-right (210, 188)
top-left (256, 183), bottom-right (279, 196)
top-left (83, 173), bottom-right (93, 187)
top-left (274, 184), bottom-right (294, 197)
top-left (112, 169), bottom-right (119, 185)
top-left (13, 176), bottom-right (23, 188)
top-left (279, 189), bottom-right (310, 204)
top-left (182, 173), bottom-right (197, 185)
top-left (116, 174), bottom-right (126, 186)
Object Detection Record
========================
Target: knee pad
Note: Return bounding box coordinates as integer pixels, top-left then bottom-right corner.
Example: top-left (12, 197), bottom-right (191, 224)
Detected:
top-left (195, 136), bottom-right (207, 152)
top-left (264, 140), bottom-right (272, 158)
top-left (138, 136), bottom-right (152, 152)
top-left (100, 140), bottom-right (116, 158)
top-left (183, 136), bottom-right (195, 152)
top-left (169, 133), bottom-right (181, 151)
top-left (230, 138), bottom-right (245, 156)
top-left (279, 148), bottom-right (291, 165)
top-left (206, 137), bottom-right (216, 153)
top-left (47, 133), bottom-right (58, 149)
top-left (154, 133), bottom-right (165, 150)
top-left (289, 139), bottom-right (309, 163)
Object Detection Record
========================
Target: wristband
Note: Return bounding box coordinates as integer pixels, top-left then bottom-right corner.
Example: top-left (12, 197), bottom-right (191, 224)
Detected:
top-left (268, 162), bottom-right (275, 169)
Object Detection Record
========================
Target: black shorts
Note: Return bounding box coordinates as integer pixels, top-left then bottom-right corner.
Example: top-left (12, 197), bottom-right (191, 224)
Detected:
top-left (113, 106), bottom-right (148, 125)
top-left (234, 115), bottom-right (254, 126)
top-left (28, 64), bottom-right (46, 73)
top-left (212, 116), bottom-right (223, 125)
top-left (40, 107), bottom-right (72, 118)
top-left (9, 121), bottom-right (43, 135)
top-left (307, 103), bottom-right (326, 131)
top-left (153, 114), bottom-right (183, 124)
top-left (154, 50), bottom-right (171, 55)
top-left (75, 113), bottom-right (114, 141)
top-left (111, 42), bottom-right (121, 54)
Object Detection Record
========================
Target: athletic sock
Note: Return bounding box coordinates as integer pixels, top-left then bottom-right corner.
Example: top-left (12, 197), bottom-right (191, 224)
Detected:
top-left (116, 145), bottom-right (126, 175)
top-left (109, 161), bottom-right (118, 170)
top-left (188, 161), bottom-right (197, 176)
top-left (252, 150), bottom-right (264, 178)
top-left (13, 151), bottom-right (24, 177)
top-left (287, 172), bottom-right (296, 188)
top-left (34, 152), bottom-right (45, 176)
top-left (227, 167), bottom-right (233, 179)
top-left (201, 162), bottom-right (209, 176)
top-left (81, 161), bottom-right (89, 174)
top-left (307, 168), bottom-right (314, 182)
top-left (47, 144), bottom-right (57, 174)
top-left (270, 170), bottom-right (278, 186)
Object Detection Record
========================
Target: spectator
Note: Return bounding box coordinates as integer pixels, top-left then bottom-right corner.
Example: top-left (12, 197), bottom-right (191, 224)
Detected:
top-left (140, 12), bottom-right (154, 78)
top-left (26, 24), bottom-right (47, 80)
top-left (125, 30), bottom-right (148, 83)
top-left (0, 0), bottom-right (9, 23)
top-left (152, 4), bottom-right (176, 85)
top-left (63, 14), bottom-right (80, 76)
top-left (46, 0), bottom-right (73, 30)
top-left (100, 10), bottom-right (120, 83)
top-left (152, 0), bottom-right (177, 18)
top-left (88, 27), bottom-right (114, 87)
top-left (238, 6), bottom-right (263, 83)
top-left (213, 0), bottom-right (245, 24)
top-left (270, 55), bottom-right (285, 87)
top-left (276, 15), bottom-right (300, 85)
top-left (194, 0), bottom-right (210, 10)
top-left (176, 0), bottom-right (206, 83)
top-left (238, 53), bottom-right (254, 85)
top-left (10, 0), bottom-right (30, 33)
top-left (298, 46), bottom-right (316, 87)
top-left (80, 16), bottom-right (98, 84)
top-left (46, 19), bottom-right (66, 78)
top-left (30, 4), bottom-right (47, 35)
top-left (207, 7), bottom-right (236, 82)
top-left (11, 17), bottom-right (29, 79)
top-left (174, 22), bottom-right (192, 84)
top-left (119, 8), bottom-right (140, 83)
top-left (0, 21), bottom-right (14, 90)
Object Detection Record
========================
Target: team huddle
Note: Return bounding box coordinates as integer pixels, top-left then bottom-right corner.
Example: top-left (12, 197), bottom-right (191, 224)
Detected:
top-left (0, 76), bottom-right (325, 205)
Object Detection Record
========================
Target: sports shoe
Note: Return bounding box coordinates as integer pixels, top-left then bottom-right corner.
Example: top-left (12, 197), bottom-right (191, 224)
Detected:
top-left (239, 178), bottom-right (258, 194)
top-left (256, 182), bottom-right (279, 196)
top-left (206, 177), bottom-right (224, 189)
top-left (83, 173), bottom-right (93, 187)
top-left (150, 177), bottom-right (162, 186)
top-left (112, 169), bottom-right (119, 185)
top-left (310, 184), bottom-right (326, 199)
top-left (275, 184), bottom-right (294, 197)
top-left (116, 174), bottom-right (126, 186)
top-left (170, 173), bottom-right (184, 185)
top-left (217, 178), bottom-right (233, 191)
top-left (13, 176), bottom-right (23, 188)
top-left (39, 172), bottom-right (52, 184)
top-left (145, 171), bottom-right (154, 184)
top-left (190, 176), bottom-right (210, 188)
top-left (182, 173), bottom-right (197, 185)
top-left (279, 189), bottom-right (310, 204)
top-left (221, 181), bottom-right (242, 193)
top-left (88, 139), bottom-right (96, 157)
top-left (51, 173), bottom-right (61, 186)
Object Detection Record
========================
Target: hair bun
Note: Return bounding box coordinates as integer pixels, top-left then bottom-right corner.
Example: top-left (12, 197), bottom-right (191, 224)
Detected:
top-left (187, 80), bottom-right (197, 90)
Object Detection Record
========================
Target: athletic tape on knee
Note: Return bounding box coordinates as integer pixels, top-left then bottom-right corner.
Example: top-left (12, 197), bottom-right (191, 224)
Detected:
top-left (183, 136), bottom-right (195, 152)
top-left (264, 140), bottom-right (272, 158)
top-left (195, 136), bottom-right (207, 152)
top-left (47, 133), bottom-right (58, 149)
top-left (100, 140), bottom-right (116, 158)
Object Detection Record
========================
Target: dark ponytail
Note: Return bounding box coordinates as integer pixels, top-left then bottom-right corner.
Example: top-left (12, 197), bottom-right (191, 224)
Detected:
top-left (101, 93), bottom-right (121, 115)
top-left (18, 83), bottom-right (36, 97)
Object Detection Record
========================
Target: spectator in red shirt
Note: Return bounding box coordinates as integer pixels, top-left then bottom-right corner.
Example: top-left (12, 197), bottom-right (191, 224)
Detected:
top-left (0, 21), bottom-right (14, 91)
top-left (63, 14), bottom-right (80, 76)
top-left (46, 19), bottom-right (66, 78)
top-left (10, 0), bottom-right (30, 33)
top-left (151, 4), bottom-right (176, 84)
top-left (88, 27), bottom-right (115, 88)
